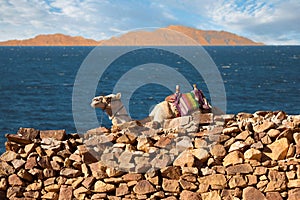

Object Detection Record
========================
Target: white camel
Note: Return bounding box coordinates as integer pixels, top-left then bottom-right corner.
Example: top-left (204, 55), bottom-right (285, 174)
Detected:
top-left (90, 85), bottom-right (214, 128)
top-left (90, 92), bottom-right (176, 128)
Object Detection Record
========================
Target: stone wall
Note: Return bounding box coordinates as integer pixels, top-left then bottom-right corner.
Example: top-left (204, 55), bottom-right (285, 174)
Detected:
top-left (0, 111), bottom-right (299, 200)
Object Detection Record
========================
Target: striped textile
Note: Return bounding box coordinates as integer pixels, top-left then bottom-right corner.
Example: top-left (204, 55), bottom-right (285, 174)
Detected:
top-left (177, 92), bottom-right (199, 116)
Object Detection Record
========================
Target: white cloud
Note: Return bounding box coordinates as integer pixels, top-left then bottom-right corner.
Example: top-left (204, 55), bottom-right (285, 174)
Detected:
top-left (0, 0), bottom-right (299, 44)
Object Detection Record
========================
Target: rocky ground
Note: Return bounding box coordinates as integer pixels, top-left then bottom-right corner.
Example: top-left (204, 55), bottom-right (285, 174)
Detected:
top-left (0, 110), bottom-right (299, 200)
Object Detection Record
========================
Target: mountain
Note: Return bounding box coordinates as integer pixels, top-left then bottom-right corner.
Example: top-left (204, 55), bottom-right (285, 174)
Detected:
top-left (0, 25), bottom-right (263, 46)
top-left (0, 34), bottom-right (101, 46)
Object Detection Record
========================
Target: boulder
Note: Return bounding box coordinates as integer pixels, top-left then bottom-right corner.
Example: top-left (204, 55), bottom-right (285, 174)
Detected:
top-left (242, 187), bottom-right (267, 200)
top-left (264, 138), bottom-right (289, 161)
top-left (133, 180), bottom-right (156, 195)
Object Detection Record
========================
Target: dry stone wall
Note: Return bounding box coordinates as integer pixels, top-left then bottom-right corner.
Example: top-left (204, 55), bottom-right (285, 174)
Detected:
top-left (0, 111), bottom-right (300, 200)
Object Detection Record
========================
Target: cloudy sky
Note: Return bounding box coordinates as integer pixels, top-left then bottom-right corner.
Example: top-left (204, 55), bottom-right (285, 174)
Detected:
top-left (0, 0), bottom-right (299, 45)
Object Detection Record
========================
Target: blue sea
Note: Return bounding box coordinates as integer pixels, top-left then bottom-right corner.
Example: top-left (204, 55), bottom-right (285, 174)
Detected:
top-left (0, 46), bottom-right (299, 153)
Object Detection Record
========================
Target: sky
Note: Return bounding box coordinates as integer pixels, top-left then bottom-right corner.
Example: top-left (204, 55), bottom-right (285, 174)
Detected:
top-left (0, 0), bottom-right (299, 45)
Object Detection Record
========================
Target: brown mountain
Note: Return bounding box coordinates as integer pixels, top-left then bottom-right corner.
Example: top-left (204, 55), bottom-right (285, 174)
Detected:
top-left (0, 25), bottom-right (263, 46)
top-left (0, 33), bottom-right (101, 46)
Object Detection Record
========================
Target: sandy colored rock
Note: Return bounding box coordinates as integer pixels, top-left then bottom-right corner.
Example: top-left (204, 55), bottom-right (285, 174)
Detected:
top-left (264, 138), bottom-right (289, 161)
top-left (0, 151), bottom-right (18, 162)
top-left (265, 192), bottom-right (283, 200)
top-left (133, 180), bottom-right (156, 195)
top-left (223, 126), bottom-right (240, 135)
top-left (94, 180), bottom-right (115, 193)
top-left (180, 190), bottom-right (201, 200)
top-left (40, 129), bottom-right (66, 141)
top-left (267, 129), bottom-right (281, 138)
top-left (162, 178), bottom-right (180, 193)
top-left (191, 148), bottom-right (209, 162)
top-left (223, 150), bottom-right (244, 167)
top-left (58, 185), bottom-right (73, 200)
top-left (210, 144), bottom-right (226, 158)
top-left (253, 121), bottom-right (276, 133)
top-left (288, 188), bottom-right (300, 200)
top-left (161, 166), bottom-right (181, 180)
top-left (173, 150), bottom-right (194, 167)
top-left (0, 178), bottom-right (7, 191)
top-left (244, 148), bottom-right (262, 161)
top-left (8, 174), bottom-right (24, 186)
top-left (201, 190), bottom-right (221, 200)
top-left (243, 187), bottom-right (267, 200)
top-left (116, 183), bottom-right (129, 197)
top-left (229, 175), bottom-right (247, 188)
top-left (198, 174), bottom-right (227, 188)
top-left (265, 170), bottom-right (286, 192)
top-left (60, 168), bottom-right (81, 178)
top-left (226, 163), bottom-right (253, 175)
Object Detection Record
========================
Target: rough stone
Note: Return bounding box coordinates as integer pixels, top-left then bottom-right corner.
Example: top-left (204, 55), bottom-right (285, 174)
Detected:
top-left (133, 180), bottom-right (156, 195)
top-left (226, 164), bottom-right (253, 175)
top-left (201, 190), bottom-right (221, 200)
top-left (198, 174), bottom-right (227, 188)
top-left (60, 168), bottom-right (81, 178)
top-left (94, 180), bottom-right (116, 193)
top-left (162, 178), bottom-right (180, 193)
top-left (180, 190), bottom-right (201, 200)
top-left (242, 187), bottom-right (267, 200)
top-left (40, 129), bottom-right (66, 141)
top-left (264, 138), bottom-right (289, 161)
top-left (210, 144), bottom-right (226, 158)
top-left (288, 188), bottom-right (300, 200)
top-left (244, 148), bottom-right (262, 161)
top-left (253, 121), bottom-right (276, 133)
top-left (191, 148), bottom-right (209, 162)
top-left (173, 150), bottom-right (194, 167)
top-left (223, 151), bottom-right (244, 167)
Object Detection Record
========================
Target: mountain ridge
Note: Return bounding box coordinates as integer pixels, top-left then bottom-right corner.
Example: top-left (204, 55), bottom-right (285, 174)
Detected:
top-left (0, 25), bottom-right (263, 46)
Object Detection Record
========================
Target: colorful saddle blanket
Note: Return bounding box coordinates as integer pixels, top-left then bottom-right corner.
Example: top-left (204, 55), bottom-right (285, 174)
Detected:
top-left (166, 92), bottom-right (200, 116)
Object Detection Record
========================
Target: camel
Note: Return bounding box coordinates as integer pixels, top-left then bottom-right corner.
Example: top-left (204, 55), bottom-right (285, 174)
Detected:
top-left (90, 85), bottom-right (213, 128)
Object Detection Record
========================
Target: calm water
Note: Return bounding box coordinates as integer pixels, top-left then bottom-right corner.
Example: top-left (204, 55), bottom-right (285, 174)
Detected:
top-left (0, 46), bottom-right (299, 152)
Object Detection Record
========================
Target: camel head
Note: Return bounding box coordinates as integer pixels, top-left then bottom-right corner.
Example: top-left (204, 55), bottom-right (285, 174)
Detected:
top-left (90, 93), bottom-right (122, 116)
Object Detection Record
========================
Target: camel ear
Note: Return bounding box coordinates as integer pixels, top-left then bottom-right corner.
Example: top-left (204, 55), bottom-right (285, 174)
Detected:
top-left (116, 93), bottom-right (121, 99)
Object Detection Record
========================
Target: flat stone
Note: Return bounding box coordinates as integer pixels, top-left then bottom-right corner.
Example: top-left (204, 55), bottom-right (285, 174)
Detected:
top-left (25, 156), bottom-right (37, 170)
top-left (244, 148), bottom-right (262, 161)
top-left (81, 176), bottom-right (95, 189)
top-left (210, 144), bottom-right (226, 158)
top-left (162, 178), bottom-right (180, 193)
top-left (0, 151), bottom-right (18, 162)
top-left (89, 161), bottom-right (107, 179)
top-left (265, 170), bottom-right (286, 192)
top-left (60, 168), bottom-right (81, 178)
top-left (229, 175), bottom-right (247, 188)
top-left (24, 191), bottom-right (40, 198)
top-left (173, 150), bottom-right (194, 167)
top-left (5, 134), bottom-right (32, 144)
top-left (267, 129), bottom-right (281, 138)
top-left (191, 148), bottom-right (209, 162)
top-left (42, 192), bottom-right (59, 200)
top-left (17, 127), bottom-right (39, 140)
top-left (201, 190), bottom-right (221, 200)
top-left (266, 192), bottom-right (283, 200)
top-left (133, 180), bottom-right (156, 195)
top-left (236, 130), bottom-right (251, 141)
top-left (116, 184), bottom-right (129, 197)
top-left (223, 151), bottom-right (244, 167)
top-left (253, 121), bottom-right (276, 133)
top-left (179, 179), bottom-right (197, 190)
top-left (11, 159), bottom-right (26, 170)
top-left (161, 166), bottom-right (181, 180)
top-left (40, 129), bottom-right (66, 141)
top-left (154, 136), bottom-right (172, 148)
top-left (223, 126), bottom-right (240, 135)
top-left (198, 174), bottom-right (227, 188)
top-left (228, 141), bottom-right (247, 152)
top-left (122, 173), bottom-right (143, 182)
top-left (242, 187), bottom-right (267, 200)
top-left (226, 164), bottom-right (253, 175)
top-left (264, 138), bottom-right (289, 161)
top-left (58, 185), bottom-right (73, 200)
top-left (94, 180), bottom-right (115, 193)
top-left (288, 188), bottom-right (300, 200)
top-left (288, 179), bottom-right (300, 188)
top-left (180, 190), bottom-right (201, 200)
top-left (8, 174), bottom-right (24, 186)
top-left (193, 112), bottom-right (214, 124)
